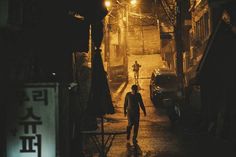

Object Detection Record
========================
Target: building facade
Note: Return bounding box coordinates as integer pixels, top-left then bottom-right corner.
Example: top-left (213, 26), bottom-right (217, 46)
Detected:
top-left (185, 0), bottom-right (211, 85)
top-left (189, 0), bottom-right (236, 144)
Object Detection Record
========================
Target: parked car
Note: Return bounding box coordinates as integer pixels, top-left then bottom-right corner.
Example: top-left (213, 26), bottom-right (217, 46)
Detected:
top-left (150, 68), bottom-right (179, 106)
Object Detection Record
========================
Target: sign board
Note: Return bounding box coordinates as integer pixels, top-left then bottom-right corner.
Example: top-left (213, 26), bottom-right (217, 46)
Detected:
top-left (6, 83), bottom-right (59, 157)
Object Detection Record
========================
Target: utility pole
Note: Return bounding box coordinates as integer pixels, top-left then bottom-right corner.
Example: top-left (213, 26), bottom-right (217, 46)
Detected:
top-left (139, 8), bottom-right (145, 54)
top-left (124, 4), bottom-right (129, 81)
top-left (105, 15), bottom-right (111, 76)
top-left (175, 0), bottom-right (184, 92)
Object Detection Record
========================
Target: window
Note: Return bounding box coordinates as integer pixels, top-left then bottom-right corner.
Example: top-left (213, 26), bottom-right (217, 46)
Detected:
top-left (194, 12), bottom-right (210, 42)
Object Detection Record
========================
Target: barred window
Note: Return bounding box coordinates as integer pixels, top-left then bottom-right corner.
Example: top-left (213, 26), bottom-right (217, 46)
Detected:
top-left (194, 12), bottom-right (210, 42)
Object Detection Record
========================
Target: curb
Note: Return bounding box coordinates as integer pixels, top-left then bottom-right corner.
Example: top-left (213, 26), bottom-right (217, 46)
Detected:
top-left (111, 81), bottom-right (128, 101)
top-left (116, 81), bottom-right (128, 95)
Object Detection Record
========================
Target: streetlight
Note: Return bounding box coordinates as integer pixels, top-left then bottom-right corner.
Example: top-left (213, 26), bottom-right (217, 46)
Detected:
top-left (105, 0), bottom-right (111, 8)
top-left (131, 0), bottom-right (137, 6)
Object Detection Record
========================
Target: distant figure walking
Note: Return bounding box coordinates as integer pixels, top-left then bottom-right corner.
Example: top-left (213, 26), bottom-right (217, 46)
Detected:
top-left (132, 61), bottom-right (141, 84)
top-left (124, 85), bottom-right (146, 144)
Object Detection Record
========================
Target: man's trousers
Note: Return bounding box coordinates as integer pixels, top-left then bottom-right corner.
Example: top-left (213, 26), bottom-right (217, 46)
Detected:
top-left (127, 113), bottom-right (140, 141)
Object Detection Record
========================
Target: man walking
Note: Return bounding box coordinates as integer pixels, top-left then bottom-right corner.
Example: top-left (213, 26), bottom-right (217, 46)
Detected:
top-left (124, 85), bottom-right (146, 144)
top-left (132, 61), bottom-right (141, 84)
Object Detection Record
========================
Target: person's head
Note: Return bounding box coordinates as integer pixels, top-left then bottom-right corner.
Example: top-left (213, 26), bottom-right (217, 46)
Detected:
top-left (135, 60), bottom-right (137, 64)
top-left (131, 84), bottom-right (138, 93)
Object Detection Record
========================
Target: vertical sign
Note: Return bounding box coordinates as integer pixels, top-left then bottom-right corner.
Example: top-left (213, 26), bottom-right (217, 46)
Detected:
top-left (6, 83), bottom-right (59, 157)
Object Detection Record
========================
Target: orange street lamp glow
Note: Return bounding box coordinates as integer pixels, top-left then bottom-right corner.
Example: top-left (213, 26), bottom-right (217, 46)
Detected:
top-left (130, 0), bottom-right (137, 6)
top-left (105, 0), bottom-right (111, 8)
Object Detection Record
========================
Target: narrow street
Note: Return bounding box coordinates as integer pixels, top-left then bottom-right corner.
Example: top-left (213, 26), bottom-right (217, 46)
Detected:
top-left (83, 54), bottom-right (236, 157)
top-left (2, 1), bottom-right (236, 157)
top-left (107, 54), bottom-right (181, 157)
